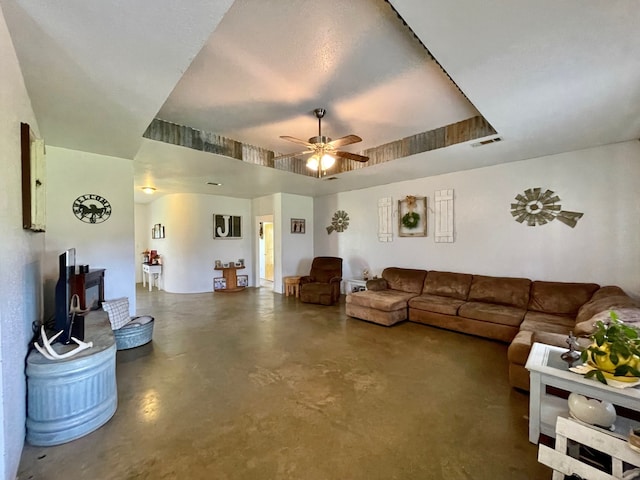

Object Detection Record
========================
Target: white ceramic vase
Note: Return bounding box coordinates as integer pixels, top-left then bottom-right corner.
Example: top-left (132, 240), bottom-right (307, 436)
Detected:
top-left (568, 392), bottom-right (617, 428)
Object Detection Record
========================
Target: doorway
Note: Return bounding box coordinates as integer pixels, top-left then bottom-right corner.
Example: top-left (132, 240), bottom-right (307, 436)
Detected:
top-left (258, 217), bottom-right (274, 289)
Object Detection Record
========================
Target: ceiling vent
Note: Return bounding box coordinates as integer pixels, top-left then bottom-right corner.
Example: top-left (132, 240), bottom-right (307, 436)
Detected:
top-left (471, 137), bottom-right (503, 148)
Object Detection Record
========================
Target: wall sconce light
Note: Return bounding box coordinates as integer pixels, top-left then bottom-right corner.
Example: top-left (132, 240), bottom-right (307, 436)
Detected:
top-left (142, 187), bottom-right (156, 194)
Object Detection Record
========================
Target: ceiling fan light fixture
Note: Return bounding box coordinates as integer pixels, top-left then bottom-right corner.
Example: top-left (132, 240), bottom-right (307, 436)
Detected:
top-left (306, 155), bottom-right (320, 171)
top-left (320, 153), bottom-right (335, 170)
top-left (282, 108), bottom-right (368, 175)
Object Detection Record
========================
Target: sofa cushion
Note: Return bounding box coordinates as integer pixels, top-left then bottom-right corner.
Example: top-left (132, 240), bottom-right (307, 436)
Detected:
top-left (346, 303), bottom-right (408, 326)
top-left (507, 330), bottom-right (534, 365)
top-left (346, 290), bottom-right (418, 312)
top-left (527, 281), bottom-right (599, 316)
top-left (575, 286), bottom-right (637, 325)
top-left (422, 271), bottom-right (472, 300)
top-left (533, 330), bottom-right (587, 350)
top-left (519, 311), bottom-right (575, 335)
top-left (467, 275), bottom-right (531, 309)
top-left (408, 294), bottom-right (466, 316)
top-left (365, 278), bottom-right (388, 291)
top-left (381, 268), bottom-right (427, 294)
top-left (458, 301), bottom-right (526, 327)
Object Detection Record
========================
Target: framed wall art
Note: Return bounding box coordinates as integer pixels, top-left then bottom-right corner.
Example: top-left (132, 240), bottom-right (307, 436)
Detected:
top-left (291, 218), bottom-right (305, 234)
top-left (152, 223), bottom-right (165, 239)
top-left (213, 214), bottom-right (242, 239)
top-left (21, 122), bottom-right (46, 231)
top-left (398, 195), bottom-right (427, 237)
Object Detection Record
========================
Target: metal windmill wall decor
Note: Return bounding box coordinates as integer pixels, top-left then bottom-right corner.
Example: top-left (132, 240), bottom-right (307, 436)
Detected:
top-left (510, 188), bottom-right (583, 228)
top-left (326, 210), bottom-right (349, 234)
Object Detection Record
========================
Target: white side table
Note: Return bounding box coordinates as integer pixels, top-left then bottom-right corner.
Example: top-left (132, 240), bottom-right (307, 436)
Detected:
top-left (538, 416), bottom-right (640, 479)
top-left (345, 278), bottom-right (367, 294)
top-left (525, 342), bottom-right (640, 444)
top-left (142, 263), bottom-right (162, 292)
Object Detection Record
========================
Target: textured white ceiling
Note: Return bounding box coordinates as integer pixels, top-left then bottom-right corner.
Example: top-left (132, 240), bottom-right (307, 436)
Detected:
top-left (158, 0), bottom-right (478, 155)
top-left (3, 0), bottom-right (639, 203)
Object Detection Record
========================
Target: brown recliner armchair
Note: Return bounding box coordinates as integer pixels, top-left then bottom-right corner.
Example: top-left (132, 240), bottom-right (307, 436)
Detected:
top-left (299, 257), bottom-right (343, 305)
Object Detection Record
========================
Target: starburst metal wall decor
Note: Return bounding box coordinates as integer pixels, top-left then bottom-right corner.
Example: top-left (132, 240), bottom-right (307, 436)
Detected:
top-left (510, 188), bottom-right (583, 228)
top-left (326, 210), bottom-right (349, 234)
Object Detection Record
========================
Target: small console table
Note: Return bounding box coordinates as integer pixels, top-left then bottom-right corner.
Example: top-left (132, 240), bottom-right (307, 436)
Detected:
top-left (26, 311), bottom-right (117, 446)
top-left (214, 265), bottom-right (245, 292)
top-left (345, 278), bottom-right (368, 294)
top-left (142, 263), bottom-right (162, 292)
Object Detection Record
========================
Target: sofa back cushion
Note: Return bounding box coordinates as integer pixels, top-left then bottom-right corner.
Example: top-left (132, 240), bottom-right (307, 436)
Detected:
top-left (528, 281), bottom-right (599, 316)
top-left (423, 271), bottom-right (472, 300)
top-left (381, 268), bottom-right (427, 294)
top-left (467, 275), bottom-right (531, 309)
top-left (309, 256), bottom-right (343, 283)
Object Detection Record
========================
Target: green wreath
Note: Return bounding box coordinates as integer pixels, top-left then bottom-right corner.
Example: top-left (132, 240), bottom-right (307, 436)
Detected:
top-left (402, 212), bottom-right (420, 229)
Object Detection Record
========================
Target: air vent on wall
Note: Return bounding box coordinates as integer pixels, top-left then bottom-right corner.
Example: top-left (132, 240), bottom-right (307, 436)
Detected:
top-left (471, 137), bottom-right (503, 148)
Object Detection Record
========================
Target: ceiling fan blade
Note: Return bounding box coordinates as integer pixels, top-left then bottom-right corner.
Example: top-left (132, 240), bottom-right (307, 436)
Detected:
top-left (328, 134), bottom-right (362, 148)
top-left (335, 151), bottom-right (369, 162)
top-left (273, 150), bottom-right (314, 160)
top-left (279, 135), bottom-right (313, 147)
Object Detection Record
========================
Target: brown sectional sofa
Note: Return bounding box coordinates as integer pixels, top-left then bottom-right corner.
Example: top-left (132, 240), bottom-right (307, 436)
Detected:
top-left (346, 267), bottom-right (640, 390)
top-left (345, 268), bottom-right (427, 326)
top-left (410, 272), bottom-right (531, 343)
top-left (508, 285), bottom-right (640, 390)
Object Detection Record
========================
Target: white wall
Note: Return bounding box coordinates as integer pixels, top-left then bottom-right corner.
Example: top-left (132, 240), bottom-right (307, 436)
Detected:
top-left (252, 193), bottom-right (314, 293)
top-left (280, 193), bottom-right (314, 277)
top-left (44, 147), bottom-right (136, 314)
top-left (134, 203), bottom-right (150, 283)
top-left (0, 8), bottom-right (43, 479)
top-left (149, 193), bottom-right (253, 293)
top-left (314, 141), bottom-right (640, 298)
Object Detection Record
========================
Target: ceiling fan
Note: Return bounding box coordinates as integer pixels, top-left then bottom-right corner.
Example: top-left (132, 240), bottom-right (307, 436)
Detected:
top-left (276, 108), bottom-right (369, 175)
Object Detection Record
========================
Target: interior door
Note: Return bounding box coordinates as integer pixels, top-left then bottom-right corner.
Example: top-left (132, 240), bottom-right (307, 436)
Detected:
top-left (264, 222), bottom-right (274, 281)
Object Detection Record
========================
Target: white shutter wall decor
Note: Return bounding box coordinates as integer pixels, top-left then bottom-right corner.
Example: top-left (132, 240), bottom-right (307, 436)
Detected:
top-left (377, 197), bottom-right (393, 242)
top-left (434, 189), bottom-right (454, 243)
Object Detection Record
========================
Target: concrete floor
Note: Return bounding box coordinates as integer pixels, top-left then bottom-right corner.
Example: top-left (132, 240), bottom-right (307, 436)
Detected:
top-left (18, 285), bottom-right (551, 479)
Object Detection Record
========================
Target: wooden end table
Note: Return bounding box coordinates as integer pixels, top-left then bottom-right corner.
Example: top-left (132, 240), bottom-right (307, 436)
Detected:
top-left (214, 266), bottom-right (245, 292)
top-left (283, 276), bottom-right (301, 297)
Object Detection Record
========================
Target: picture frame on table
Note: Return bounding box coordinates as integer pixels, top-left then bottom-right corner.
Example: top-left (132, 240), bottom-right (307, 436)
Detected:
top-left (237, 275), bottom-right (248, 287)
top-left (213, 277), bottom-right (226, 290)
